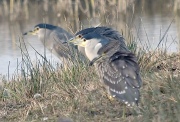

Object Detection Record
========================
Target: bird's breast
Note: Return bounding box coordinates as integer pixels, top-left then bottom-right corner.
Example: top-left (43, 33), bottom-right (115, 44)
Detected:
top-left (85, 47), bottom-right (99, 61)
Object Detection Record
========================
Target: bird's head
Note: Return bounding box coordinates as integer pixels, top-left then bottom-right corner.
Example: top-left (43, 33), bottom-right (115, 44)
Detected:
top-left (70, 33), bottom-right (108, 61)
top-left (69, 34), bottom-right (87, 47)
top-left (23, 23), bottom-right (56, 36)
top-left (23, 26), bottom-right (39, 36)
top-left (70, 32), bottom-right (108, 46)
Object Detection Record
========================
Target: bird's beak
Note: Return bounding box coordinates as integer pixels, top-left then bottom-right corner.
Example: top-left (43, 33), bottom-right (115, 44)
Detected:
top-left (69, 37), bottom-right (79, 45)
top-left (23, 30), bottom-right (37, 36)
top-left (69, 37), bottom-right (86, 47)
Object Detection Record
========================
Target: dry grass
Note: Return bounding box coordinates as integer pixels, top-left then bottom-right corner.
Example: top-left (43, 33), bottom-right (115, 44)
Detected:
top-left (1, 20), bottom-right (180, 122)
top-left (0, 50), bottom-right (180, 122)
top-left (0, 0), bottom-right (180, 122)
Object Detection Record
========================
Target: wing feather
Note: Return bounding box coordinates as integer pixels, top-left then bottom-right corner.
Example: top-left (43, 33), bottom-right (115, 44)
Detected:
top-left (50, 29), bottom-right (85, 62)
top-left (97, 52), bottom-right (142, 105)
top-left (76, 26), bottom-right (142, 106)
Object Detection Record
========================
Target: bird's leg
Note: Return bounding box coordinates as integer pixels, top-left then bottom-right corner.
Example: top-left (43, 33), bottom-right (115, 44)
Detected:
top-left (62, 58), bottom-right (70, 71)
top-left (106, 94), bottom-right (114, 101)
top-left (122, 104), bottom-right (126, 119)
top-left (106, 93), bottom-right (127, 119)
top-left (106, 87), bottom-right (115, 102)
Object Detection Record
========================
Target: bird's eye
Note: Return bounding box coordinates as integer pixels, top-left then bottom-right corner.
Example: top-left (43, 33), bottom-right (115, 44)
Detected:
top-left (35, 27), bottom-right (39, 31)
top-left (83, 39), bottom-right (86, 42)
top-left (78, 34), bottom-right (82, 38)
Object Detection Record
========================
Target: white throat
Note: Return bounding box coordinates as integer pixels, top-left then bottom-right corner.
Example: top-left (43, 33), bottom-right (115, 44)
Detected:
top-left (85, 42), bottom-right (102, 61)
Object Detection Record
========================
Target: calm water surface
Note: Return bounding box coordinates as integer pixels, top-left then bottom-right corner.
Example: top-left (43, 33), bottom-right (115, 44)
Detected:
top-left (0, 1), bottom-right (179, 78)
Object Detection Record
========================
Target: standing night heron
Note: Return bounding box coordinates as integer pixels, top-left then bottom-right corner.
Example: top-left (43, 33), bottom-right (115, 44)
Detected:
top-left (70, 27), bottom-right (142, 106)
top-left (23, 23), bottom-right (85, 66)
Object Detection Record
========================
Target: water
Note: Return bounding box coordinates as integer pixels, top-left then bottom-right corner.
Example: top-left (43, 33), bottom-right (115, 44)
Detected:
top-left (0, 22), bottom-right (60, 79)
top-left (133, 14), bottom-right (178, 52)
top-left (0, 0), bottom-right (179, 78)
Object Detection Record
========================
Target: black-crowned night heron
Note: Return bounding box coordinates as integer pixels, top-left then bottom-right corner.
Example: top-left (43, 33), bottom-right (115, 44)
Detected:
top-left (23, 23), bottom-right (85, 65)
top-left (70, 27), bottom-right (142, 106)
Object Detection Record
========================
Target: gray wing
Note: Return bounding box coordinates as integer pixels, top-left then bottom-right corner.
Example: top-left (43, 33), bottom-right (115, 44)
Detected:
top-left (51, 29), bottom-right (73, 43)
top-left (97, 38), bottom-right (129, 55)
top-left (98, 51), bottom-right (142, 106)
top-left (52, 31), bottom-right (87, 62)
top-left (96, 30), bottom-right (130, 56)
top-left (53, 42), bottom-right (74, 60)
top-left (49, 30), bottom-right (75, 60)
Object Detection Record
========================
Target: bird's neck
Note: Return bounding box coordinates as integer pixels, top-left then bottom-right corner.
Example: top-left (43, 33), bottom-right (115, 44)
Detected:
top-left (85, 48), bottom-right (98, 61)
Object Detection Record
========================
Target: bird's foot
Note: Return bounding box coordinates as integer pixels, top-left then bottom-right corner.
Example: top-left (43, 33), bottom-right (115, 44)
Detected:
top-left (107, 95), bottom-right (115, 101)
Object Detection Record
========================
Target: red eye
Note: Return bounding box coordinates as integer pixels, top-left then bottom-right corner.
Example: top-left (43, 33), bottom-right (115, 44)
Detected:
top-left (35, 27), bottom-right (39, 31)
top-left (78, 34), bottom-right (82, 38)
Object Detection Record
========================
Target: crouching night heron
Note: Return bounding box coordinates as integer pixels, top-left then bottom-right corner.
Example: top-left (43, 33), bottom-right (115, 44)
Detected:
top-left (23, 23), bottom-right (85, 66)
top-left (70, 27), bottom-right (142, 106)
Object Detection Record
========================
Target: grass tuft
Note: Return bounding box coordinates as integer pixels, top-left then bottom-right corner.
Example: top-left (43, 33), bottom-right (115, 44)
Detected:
top-left (1, 40), bottom-right (180, 121)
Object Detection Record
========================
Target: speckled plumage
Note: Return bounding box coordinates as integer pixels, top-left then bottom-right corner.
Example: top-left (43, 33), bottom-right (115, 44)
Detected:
top-left (73, 27), bottom-right (142, 106)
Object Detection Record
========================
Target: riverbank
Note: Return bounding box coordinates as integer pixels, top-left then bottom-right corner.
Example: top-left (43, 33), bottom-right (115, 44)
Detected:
top-left (0, 50), bottom-right (180, 122)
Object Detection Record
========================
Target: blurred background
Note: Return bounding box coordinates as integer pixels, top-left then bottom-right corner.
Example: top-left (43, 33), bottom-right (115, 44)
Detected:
top-left (0, 0), bottom-right (179, 78)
